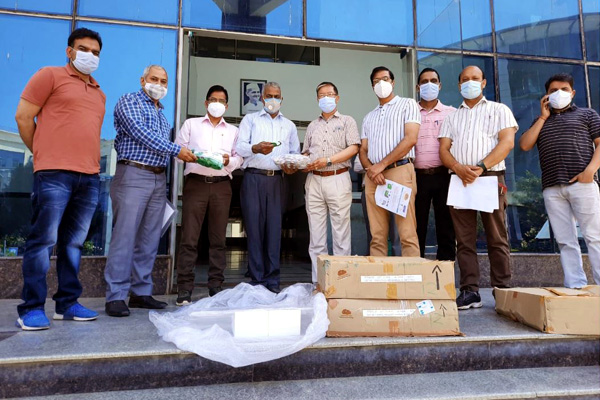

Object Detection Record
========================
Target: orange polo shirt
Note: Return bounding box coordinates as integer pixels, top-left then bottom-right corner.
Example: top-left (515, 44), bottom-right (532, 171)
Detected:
top-left (21, 64), bottom-right (106, 174)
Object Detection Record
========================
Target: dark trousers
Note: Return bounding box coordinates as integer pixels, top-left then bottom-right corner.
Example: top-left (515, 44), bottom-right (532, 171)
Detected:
top-left (449, 175), bottom-right (511, 292)
top-left (176, 175), bottom-right (231, 291)
top-left (415, 170), bottom-right (456, 260)
top-left (240, 171), bottom-right (284, 288)
top-left (18, 171), bottom-right (99, 316)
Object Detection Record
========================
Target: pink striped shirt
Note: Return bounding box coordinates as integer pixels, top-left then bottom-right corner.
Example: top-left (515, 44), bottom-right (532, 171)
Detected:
top-left (414, 101), bottom-right (456, 169)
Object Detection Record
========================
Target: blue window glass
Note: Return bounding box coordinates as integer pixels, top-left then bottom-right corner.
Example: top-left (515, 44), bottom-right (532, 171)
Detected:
top-left (416, 0), bottom-right (492, 52)
top-left (78, 0), bottom-right (179, 25)
top-left (494, 0), bottom-right (582, 59)
top-left (417, 52), bottom-right (495, 108)
top-left (0, 0), bottom-right (72, 14)
top-left (182, 0), bottom-right (302, 37)
top-left (583, 0), bottom-right (600, 61)
top-left (0, 15), bottom-right (70, 256)
top-left (590, 66), bottom-right (600, 113)
top-left (307, 0), bottom-right (413, 46)
top-left (497, 58), bottom-right (586, 252)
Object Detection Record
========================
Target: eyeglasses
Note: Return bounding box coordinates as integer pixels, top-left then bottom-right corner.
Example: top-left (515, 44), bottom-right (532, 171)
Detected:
top-left (372, 76), bottom-right (392, 84)
top-left (208, 97), bottom-right (227, 105)
top-left (317, 92), bottom-right (337, 99)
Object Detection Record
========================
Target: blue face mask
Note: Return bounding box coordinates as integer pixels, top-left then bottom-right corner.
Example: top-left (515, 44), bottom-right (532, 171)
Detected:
top-left (460, 80), bottom-right (482, 100)
top-left (318, 97), bottom-right (337, 113)
top-left (264, 98), bottom-right (281, 114)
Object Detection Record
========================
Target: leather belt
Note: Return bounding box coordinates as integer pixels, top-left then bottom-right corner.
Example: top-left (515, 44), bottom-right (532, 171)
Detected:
top-left (384, 158), bottom-right (413, 171)
top-left (415, 166), bottom-right (447, 175)
top-left (481, 171), bottom-right (505, 177)
top-left (118, 160), bottom-right (165, 174)
top-left (312, 167), bottom-right (349, 177)
top-left (245, 167), bottom-right (283, 176)
top-left (188, 174), bottom-right (229, 183)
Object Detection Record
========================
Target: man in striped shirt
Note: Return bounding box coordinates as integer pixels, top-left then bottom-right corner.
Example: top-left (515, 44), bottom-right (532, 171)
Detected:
top-left (303, 82), bottom-right (360, 283)
top-left (519, 73), bottom-right (600, 288)
top-left (359, 66), bottom-right (421, 257)
top-left (439, 65), bottom-right (518, 310)
top-left (414, 68), bottom-right (456, 261)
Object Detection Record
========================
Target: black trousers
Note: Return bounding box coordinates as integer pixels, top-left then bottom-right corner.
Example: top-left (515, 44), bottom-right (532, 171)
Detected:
top-left (415, 170), bottom-right (456, 261)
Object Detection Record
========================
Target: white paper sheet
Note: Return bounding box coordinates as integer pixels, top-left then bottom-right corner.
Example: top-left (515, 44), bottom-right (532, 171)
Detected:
top-left (447, 175), bottom-right (499, 213)
top-left (374, 179), bottom-right (412, 218)
top-left (161, 199), bottom-right (177, 237)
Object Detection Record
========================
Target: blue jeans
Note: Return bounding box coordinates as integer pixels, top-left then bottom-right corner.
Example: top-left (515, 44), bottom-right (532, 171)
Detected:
top-left (18, 170), bottom-right (99, 316)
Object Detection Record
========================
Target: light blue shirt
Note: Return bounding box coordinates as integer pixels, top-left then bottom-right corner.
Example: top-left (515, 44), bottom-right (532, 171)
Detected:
top-left (236, 109), bottom-right (301, 170)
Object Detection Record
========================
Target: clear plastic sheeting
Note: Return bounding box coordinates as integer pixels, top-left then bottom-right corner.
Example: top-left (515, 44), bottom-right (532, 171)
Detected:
top-left (149, 283), bottom-right (329, 367)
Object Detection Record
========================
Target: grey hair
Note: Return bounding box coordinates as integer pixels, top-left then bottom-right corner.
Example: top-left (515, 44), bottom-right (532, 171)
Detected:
top-left (142, 64), bottom-right (167, 78)
top-left (262, 81), bottom-right (281, 95)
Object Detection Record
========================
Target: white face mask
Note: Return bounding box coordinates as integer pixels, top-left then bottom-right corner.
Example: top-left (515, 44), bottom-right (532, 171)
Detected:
top-left (71, 50), bottom-right (99, 75)
top-left (144, 82), bottom-right (168, 100)
top-left (264, 98), bottom-right (281, 114)
top-left (460, 80), bottom-right (482, 100)
top-left (374, 80), bottom-right (393, 99)
top-left (207, 102), bottom-right (226, 118)
top-left (318, 97), bottom-right (337, 113)
top-left (419, 82), bottom-right (440, 101)
top-left (549, 89), bottom-right (572, 110)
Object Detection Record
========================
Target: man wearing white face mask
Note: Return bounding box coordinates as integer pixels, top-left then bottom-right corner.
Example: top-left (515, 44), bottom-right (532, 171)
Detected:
top-left (520, 73), bottom-right (600, 288)
top-left (174, 85), bottom-right (243, 305)
top-left (439, 65), bottom-right (518, 310)
top-left (415, 68), bottom-right (456, 261)
top-left (359, 66), bottom-right (421, 257)
top-left (104, 65), bottom-right (197, 317)
top-left (14, 28), bottom-right (105, 330)
top-left (303, 82), bottom-right (360, 284)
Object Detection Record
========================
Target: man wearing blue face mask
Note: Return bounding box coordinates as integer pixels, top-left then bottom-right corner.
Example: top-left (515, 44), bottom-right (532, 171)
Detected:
top-left (303, 82), bottom-right (360, 284)
top-left (236, 82), bottom-right (301, 293)
top-left (414, 68), bottom-right (456, 261)
top-left (439, 65), bottom-right (518, 310)
top-left (520, 73), bottom-right (600, 289)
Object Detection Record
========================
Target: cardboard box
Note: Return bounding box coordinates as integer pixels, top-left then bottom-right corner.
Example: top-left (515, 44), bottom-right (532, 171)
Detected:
top-left (495, 286), bottom-right (600, 335)
top-left (317, 255), bottom-right (456, 300)
top-left (326, 298), bottom-right (460, 337)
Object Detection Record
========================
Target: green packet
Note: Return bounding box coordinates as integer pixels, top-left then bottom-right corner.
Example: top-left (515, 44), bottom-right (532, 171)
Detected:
top-left (191, 150), bottom-right (224, 170)
top-left (270, 141), bottom-right (282, 147)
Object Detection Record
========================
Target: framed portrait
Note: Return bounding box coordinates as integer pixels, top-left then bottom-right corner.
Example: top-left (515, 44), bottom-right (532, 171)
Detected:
top-left (240, 79), bottom-right (266, 116)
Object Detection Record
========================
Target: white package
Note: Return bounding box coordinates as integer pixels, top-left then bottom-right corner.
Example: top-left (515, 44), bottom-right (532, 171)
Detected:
top-left (268, 309), bottom-right (302, 337)
top-left (233, 309), bottom-right (269, 338)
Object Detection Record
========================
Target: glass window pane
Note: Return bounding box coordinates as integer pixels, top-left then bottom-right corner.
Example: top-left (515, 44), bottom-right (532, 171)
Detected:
top-left (417, 52), bottom-right (495, 108)
top-left (78, 0), bottom-right (179, 25)
top-left (494, 0), bottom-right (582, 59)
top-left (307, 0), bottom-right (413, 45)
top-left (0, 15), bottom-right (71, 256)
top-left (0, 0), bottom-right (72, 14)
top-left (583, 0), bottom-right (600, 61)
top-left (417, 0), bottom-right (492, 52)
top-left (590, 66), bottom-right (600, 113)
top-left (497, 58), bottom-right (586, 252)
top-left (182, 0), bottom-right (303, 37)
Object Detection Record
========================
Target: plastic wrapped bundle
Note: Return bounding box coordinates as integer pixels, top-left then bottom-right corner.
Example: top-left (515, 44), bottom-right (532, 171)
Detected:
top-left (272, 154), bottom-right (311, 170)
top-left (193, 151), bottom-right (223, 170)
top-left (149, 283), bottom-right (329, 367)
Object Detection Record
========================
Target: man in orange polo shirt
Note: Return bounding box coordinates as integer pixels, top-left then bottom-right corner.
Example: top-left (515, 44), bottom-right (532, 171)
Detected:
top-left (14, 28), bottom-right (106, 330)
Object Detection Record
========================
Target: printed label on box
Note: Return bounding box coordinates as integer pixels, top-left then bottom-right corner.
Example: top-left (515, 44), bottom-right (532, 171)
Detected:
top-left (363, 309), bottom-right (416, 318)
top-left (416, 300), bottom-right (435, 315)
top-left (360, 275), bottom-right (423, 283)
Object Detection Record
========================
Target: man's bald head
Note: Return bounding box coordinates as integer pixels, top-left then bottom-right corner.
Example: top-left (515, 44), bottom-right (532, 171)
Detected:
top-left (459, 65), bottom-right (485, 83)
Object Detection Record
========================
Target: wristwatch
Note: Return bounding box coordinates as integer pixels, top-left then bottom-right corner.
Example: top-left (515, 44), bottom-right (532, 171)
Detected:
top-left (477, 161), bottom-right (488, 172)
top-left (326, 157), bottom-right (332, 167)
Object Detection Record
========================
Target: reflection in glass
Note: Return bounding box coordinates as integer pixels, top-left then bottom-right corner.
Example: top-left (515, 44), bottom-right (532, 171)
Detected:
top-left (182, 0), bottom-right (303, 37)
top-left (78, 0), bottom-right (179, 25)
top-left (494, 0), bottom-right (582, 59)
top-left (497, 58), bottom-right (586, 252)
top-left (0, 15), bottom-right (70, 256)
top-left (0, 0), bottom-right (72, 14)
top-left (416, 0), bottom-right (492, 51)
top-left (417, 52), bottom-right (495, 108)
top-left (590, 66), bottom-right (600, 113)
top-left (583, 0), bottom-right (600, 61)
top-left (307, 0), bottom-right (413, 45)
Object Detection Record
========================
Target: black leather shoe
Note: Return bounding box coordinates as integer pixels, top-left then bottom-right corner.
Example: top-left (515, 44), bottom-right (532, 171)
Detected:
top-left (267, 286), bottom-right (281, 294)
top-left (128, 295), bottom-right (167, 309)
top-left (105, 300), bottom-right (130, 317)
top-left (208, 286), bottom-right (223, 297)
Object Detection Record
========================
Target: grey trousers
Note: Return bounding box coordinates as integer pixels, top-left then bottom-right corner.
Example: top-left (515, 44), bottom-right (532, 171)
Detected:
top-left (104, 164), bottom-right (166, 301)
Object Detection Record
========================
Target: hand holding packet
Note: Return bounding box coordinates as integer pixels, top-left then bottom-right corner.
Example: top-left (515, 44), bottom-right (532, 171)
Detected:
top-left (192, 150), bottom-right (224, 170)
